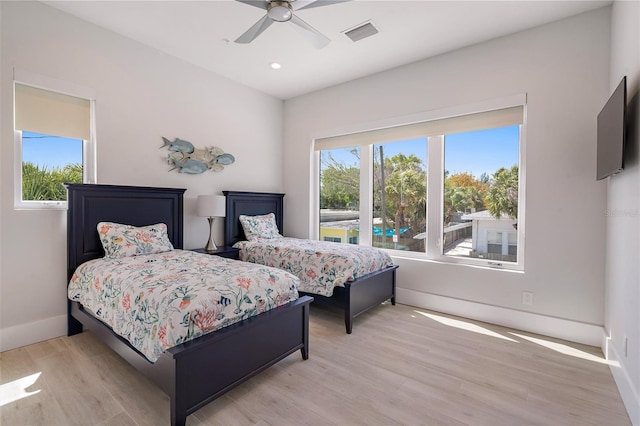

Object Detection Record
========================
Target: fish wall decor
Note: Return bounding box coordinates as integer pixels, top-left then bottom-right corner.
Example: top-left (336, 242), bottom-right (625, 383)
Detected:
top-left (161, 137), bottom-right (236, 174)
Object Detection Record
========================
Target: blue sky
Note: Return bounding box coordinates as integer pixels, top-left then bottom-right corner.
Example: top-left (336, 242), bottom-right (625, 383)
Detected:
top-left (24, 125), bottom-right (519, 177)
top-left (323, 125), bottom-right (519, 179)
top-left (445, 125), bottom-right (519, 177)
top-left (22, 131), bottom-right (82, 169)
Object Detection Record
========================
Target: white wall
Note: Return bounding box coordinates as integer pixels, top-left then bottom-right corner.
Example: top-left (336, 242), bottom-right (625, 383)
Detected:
top-left (0, 1), bottom-right (635, 418)
top-left (0, 1), bottom-right (284, 351)
top-left (605, 1), bottom-right (640, 424)
top-left (283, 8), bottom-right (611, 343)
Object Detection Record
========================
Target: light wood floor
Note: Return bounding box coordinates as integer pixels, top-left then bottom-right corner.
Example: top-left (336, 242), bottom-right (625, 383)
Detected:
top-left (1, 303), bottom-right (631, 426)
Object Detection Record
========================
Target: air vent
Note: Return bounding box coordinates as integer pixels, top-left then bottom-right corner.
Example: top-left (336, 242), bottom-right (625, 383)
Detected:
top-left (343, 21), bottom-right (379, 42)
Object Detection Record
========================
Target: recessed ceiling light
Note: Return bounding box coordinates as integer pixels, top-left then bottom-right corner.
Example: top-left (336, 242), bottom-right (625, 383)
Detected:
top-left (269, 62), bottom-right (282, 70)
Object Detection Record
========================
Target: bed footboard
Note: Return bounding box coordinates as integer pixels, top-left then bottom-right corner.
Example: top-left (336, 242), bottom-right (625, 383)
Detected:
top-left (70, 296), bottom-right (313, 426)
top-left (300, 265), bottom-right (397, 333)
top-left (344, 265), bottom-right (398, 333)
top-left (167, 295), bottom-right (312, 426)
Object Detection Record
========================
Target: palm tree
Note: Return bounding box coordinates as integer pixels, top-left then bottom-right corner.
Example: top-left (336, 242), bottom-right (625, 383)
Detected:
top-left (22, 162), bottom-right (82, 201)
top-left (485, 165), bottom-right (519, 223)
top-left (375, 153), bottom-right (427, 237)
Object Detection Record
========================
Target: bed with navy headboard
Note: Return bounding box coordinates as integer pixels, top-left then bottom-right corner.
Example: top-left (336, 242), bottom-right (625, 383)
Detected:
top-left (224, 190), bottom-right (398, 334)
top-left (66, 183), bottom-right (312, 426)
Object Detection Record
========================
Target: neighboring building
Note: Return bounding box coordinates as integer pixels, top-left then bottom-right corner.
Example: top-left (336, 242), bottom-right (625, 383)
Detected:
top-left (461, 210), bottom-right (517, 261)
top-left (319, 219), bottom-right (360, 244)
top-left (319, 210), bottom-right (359, 244)
top-left (319, 210), bottom-right (411, 245)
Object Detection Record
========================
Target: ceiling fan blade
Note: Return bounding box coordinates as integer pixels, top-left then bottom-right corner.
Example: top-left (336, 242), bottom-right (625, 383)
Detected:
top-left (289, 15), bottom-right (331, 49)
top-left (235, 0), bottom-right (268, 11)
top-left (294, 0), bottom-right (351, 11)
top-left (235, 15), bottom-right (274, 44)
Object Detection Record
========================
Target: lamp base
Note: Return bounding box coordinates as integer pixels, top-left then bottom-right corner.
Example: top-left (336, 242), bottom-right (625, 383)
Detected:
top-left (205, 217), bottom-right (218, 252)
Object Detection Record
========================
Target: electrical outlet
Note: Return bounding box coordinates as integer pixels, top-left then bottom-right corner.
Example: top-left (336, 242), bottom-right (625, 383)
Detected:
top-left (623, 336), bottom-right (628, 357)
top-left (522, 291), bottom-right (533, 306)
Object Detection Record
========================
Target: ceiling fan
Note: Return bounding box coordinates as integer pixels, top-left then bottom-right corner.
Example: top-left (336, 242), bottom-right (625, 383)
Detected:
top-left (234, 0), bottom-right (350, 49)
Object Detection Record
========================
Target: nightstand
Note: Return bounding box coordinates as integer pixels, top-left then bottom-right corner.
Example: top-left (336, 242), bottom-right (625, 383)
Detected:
top-left (192, 246), bottom-right (240, 260)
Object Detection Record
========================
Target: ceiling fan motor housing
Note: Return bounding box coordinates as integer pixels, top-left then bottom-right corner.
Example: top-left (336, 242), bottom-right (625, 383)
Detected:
top-left (235, 0), bottom-right (338, 48)
top-left (268, 1), bottom-right (293, 22)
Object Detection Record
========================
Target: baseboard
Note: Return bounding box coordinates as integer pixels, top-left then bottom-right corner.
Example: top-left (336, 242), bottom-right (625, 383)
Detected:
top-left (396, 288), bottom-right (603, 346)
top-left (603, 333), bottom-right (640, 426)
top-left (0, 314), bottom-right (67, 352)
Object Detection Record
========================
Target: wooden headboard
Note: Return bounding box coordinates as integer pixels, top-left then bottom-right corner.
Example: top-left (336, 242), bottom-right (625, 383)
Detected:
top-left (223, 191), bottom-right (284, 246)
top-left (66, 184), bottom-right (186, 281)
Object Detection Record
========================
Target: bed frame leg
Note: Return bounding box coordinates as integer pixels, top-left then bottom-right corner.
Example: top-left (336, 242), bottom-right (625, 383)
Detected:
top-left (301, 300), bottom-right (310, 360)
top-left (391, 269), bottom-right (397, 306)
top-left (171, 398), bottom-right (186, 426)
top-left (344, 285), bottom-right (353, 334)
top-left (68, 316), bottom-right (83, 336)
top-left (67, 302), bottom-right (83, 336)
top-left (345, 314), bottom-right (353, 334)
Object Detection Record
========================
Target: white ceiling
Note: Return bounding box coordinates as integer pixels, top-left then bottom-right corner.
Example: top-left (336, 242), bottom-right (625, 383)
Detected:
top-left (44, 0), bottom-right (611, 100)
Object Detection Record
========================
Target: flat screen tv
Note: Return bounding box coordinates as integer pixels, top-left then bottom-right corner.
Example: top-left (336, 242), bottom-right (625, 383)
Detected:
top-left (597, 76), bottom-right (627, 180)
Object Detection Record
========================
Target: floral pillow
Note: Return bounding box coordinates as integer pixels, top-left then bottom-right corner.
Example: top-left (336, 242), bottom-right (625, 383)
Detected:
top-left (239, 213), bottom-right (282, 241)
top-left (97, 222), bottom-right (174, 258)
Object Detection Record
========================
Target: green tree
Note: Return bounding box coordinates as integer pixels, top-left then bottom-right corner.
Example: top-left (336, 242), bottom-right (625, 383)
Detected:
top-left (485, 165), bottom-right (518, 220)
top-left (22, 162), bottom-right (82, 201)
top-left (319, 152), bottom-right (359, 210)
top-left (443, 172), bottom-right (487, 224)
top-left (374, 151), bottom-right (426, 237)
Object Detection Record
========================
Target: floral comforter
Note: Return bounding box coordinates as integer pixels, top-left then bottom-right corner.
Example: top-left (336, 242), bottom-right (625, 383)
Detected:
top-left (233, 237), bottom-right (394, 297)
top-left (68, 249), bottom-right (300, 362)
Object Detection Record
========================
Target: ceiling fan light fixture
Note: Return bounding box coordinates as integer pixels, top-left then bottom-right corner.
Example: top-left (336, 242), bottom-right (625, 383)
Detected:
top-left (267, 1), bottom-right (293, 22)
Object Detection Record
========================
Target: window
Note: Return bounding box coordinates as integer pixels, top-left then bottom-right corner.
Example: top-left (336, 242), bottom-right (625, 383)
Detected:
top-left (314, 95), bottom-right (526, 270)
top-left (373, 139), bottom-right (427, 252)
top-left (14, 70), bottom-right (96, 209)
top-left (21, 131), bottom-right (84, 201)
top-left (443, 125), bottom-right (520, 263)
top-left (324, 237), bottom-right (342, 243)
top-left (319, 147), bottom-right (360, 245)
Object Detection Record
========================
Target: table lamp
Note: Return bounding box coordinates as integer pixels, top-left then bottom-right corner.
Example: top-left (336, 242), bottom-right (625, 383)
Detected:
top-left (196, 194), bottom-right (226, 252)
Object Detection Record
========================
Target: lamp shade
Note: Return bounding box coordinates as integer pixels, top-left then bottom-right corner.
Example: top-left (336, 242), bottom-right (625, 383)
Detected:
top-left (197, 195), bottom-right (226, 218)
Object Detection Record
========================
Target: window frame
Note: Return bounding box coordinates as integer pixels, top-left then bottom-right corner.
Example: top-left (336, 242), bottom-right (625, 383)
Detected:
top-left (312, 94), bottom-right (527, 271)
top-left (323, 236), bottom-right (342, 243)
top-left (13, 69), bottom-right (97, 210)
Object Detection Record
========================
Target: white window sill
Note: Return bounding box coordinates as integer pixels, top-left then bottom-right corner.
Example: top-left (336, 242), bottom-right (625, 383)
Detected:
top-left (15, 201), bottom-right (67, 210)
top-left (386, 248), bottom-right (524, 273)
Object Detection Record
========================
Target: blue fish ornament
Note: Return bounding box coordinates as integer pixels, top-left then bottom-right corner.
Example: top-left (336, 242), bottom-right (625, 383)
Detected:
top-left (174, 159), bottom-right (208, 174)
top-left (162, 137), bottom-right (235, 174)
top-left (215, 153), bottom-right (235, 165)
top-left (161, 137), bottom-right (194, 153)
